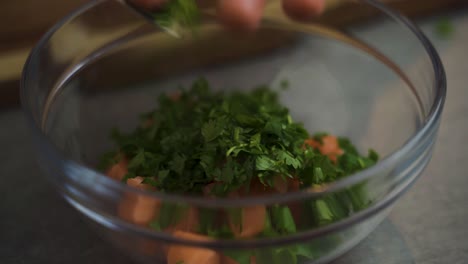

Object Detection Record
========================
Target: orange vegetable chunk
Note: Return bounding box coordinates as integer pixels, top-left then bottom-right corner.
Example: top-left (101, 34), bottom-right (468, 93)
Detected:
top-left (105, 157), bottom-right (128, 181)
top-left (228, 205), bottom-right (266, 238)
top-left (167, 231), bottom-right (220, 264)
top-left (118, 176), bottom-right (161, 226)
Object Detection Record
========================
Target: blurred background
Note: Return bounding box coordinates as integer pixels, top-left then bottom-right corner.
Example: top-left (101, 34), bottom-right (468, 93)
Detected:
top-left (0, 0), bottom-right (467, 108)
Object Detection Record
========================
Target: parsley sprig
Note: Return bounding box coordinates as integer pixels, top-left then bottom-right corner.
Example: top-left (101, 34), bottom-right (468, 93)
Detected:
top-left (153, 0), bottom-right (200, 37)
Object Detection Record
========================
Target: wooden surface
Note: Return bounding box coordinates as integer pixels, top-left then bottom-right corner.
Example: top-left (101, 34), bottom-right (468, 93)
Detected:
top-left (1, 0), bottom-right (466, 108)
top-left (0, 0), bottom-right (91, 51)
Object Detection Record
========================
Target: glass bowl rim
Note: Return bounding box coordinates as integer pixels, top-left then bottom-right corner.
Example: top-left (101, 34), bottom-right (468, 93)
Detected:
top-left (21, 0), bottom-right (446, 209)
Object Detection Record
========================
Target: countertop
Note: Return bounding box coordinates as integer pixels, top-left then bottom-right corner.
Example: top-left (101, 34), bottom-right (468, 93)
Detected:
top-left (1, 10), bottom-right (468, 264)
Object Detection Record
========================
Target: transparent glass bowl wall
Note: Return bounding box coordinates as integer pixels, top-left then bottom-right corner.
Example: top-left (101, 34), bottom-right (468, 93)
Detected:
top-left (21, 0), bottom-right (445, 263)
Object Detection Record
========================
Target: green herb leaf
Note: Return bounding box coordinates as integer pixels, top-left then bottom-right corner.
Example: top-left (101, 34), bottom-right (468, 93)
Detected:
top-left (142, 177), bottom-right (158, 187)
top-left (128, 149), bottom-right (145, 169)
top-left (435, 17), bottom-right (454, 39)
top-left (158, 170), bottom-right (170, 183)
top-left (256, 155), bottom-right (277, 171)
top-left (223, 250), bottom-right (252, 264)
top-left (275, 149), bottom-right (302, 169)
top-left (314, 199), bottom-right (334, 225)
top-left (157, 203), bottom-right (189, 230)
top-left (169, 154), bottom-right (187, 175)
top-left (201, 120), bottom-right (223, 142)
top-left (271, 206), bottom-right (297, 234)
top-left (153, 0), bottom-right (200, 35)
top-left (280, 79), bottom-right (290, 90)
top-left (294, 244), bottom-right (318, 259)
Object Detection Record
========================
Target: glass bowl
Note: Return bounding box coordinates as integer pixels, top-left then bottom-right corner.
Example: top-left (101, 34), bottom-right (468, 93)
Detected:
top-left (20, 0), bottom-right (446, 263)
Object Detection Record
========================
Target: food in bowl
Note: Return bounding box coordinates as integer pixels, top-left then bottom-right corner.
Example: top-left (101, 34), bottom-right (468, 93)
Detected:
top-left (19, 0), bottom-right (446, 262)
top-left (99, 78), bottom-right (379, 264)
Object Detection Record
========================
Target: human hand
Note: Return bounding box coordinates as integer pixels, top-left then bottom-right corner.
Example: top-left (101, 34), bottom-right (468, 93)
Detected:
top-left (129, 0), bottom-right (325, 30)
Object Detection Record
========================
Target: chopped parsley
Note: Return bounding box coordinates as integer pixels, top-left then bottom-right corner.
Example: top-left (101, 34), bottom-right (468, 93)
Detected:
top-left (153, 0), bottom-right (200, 37)
top-left (109, 78), bottom-right (309, 195)
top-left (435, 17), bottom-right (454, 39)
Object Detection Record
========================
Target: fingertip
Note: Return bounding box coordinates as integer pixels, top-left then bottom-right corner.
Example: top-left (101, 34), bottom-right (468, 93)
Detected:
top-left (282, 0), bottom-right (325, 21)
top-left (217, 0), bottom-right (266, 32)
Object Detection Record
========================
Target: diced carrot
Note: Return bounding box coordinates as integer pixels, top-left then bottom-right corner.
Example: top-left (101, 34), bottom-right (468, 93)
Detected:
top-left (141, 118), bottom-right (154, 129)
top-left (167, 231), bottom-right (220, 264)
top-left (288, 201), bottom-right (302, 227)
top-left (303, 138), bottom-right (321, 149)
top-left (304, 135), bottom-right (344, 163)
top-left (118, 193), bottom-right (160, 226)
top-left (228, 204), bottom-right (266, 238)
top-left (118, 176), bottom-right (161, 226)
top-left (166, 206), bottom-right (199, 233)
top-left (203, 182), bottom-right (215, 196)
top-left (194, 185), bottom-right (226, 230)
top-left (273, 175), bottom-right (288, 193)
top-left (248, 179), bottom-right (268, 195)
top-left (251, 256), bottom-right (257, 264)
top-left (273, 176), bottom-right (302, 194)
top-left (203, 182), bottom-right (222, 197)
top-left (221, 255), bottom-right (238, 264)
top-left (169, 91), bottom-right (181, 102)
top-left (126, 176), bottom-right (154, 190)
top-left (136, 240), bottom-right (164, 257)
top-left (320, 135), bottom-right (344, 162)
top-left (242, 178), bottom-right (276, 196)
top-left (228, 189), bottom-right (266, 238)
top-left (105, 157), bottom-right (128, 181)
top-left (284, 179), bottom-right (303, 224)
top-left (289, 178), bottom-right (301, 191)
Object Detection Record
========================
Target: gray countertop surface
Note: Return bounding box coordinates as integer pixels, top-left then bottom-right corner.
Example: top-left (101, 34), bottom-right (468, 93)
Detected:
top-left (1, 10), bottom-right (468, 264)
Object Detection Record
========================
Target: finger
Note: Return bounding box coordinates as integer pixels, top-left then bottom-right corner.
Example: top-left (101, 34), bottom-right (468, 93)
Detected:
top-left (128, 0), bottom-right (168, 10)
top-left (282, 0), bottom-right (325, 21)
top-left (217, 0), bottom-right (266, 31)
